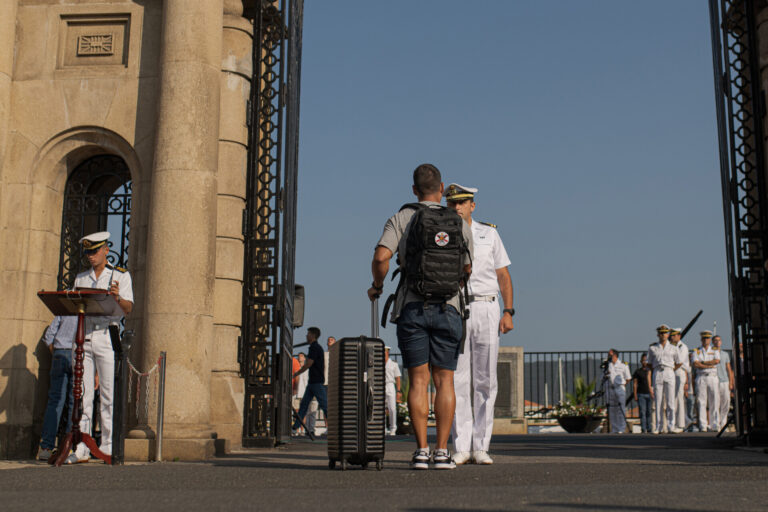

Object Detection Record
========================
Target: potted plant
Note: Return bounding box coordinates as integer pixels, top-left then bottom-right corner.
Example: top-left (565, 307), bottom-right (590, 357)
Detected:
top-left (552, 375), bottom-right (605, 433)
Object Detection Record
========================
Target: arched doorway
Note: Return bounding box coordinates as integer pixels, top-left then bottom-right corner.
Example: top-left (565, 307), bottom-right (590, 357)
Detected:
top-left (57, 154), bottom-right (132, 290)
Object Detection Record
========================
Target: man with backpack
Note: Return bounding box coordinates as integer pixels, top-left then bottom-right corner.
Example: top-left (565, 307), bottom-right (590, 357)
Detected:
top-left (368, 163), bottom-right (473, 470)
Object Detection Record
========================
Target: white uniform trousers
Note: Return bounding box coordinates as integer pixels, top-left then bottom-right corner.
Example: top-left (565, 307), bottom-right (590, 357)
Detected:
top-left (76, 333), bottom-right (114, 456)
top-left (608, 385), bottom-right (627, 433)
top-left (715, 381), bottom-right (730, 430)
top-left (451, 300), bottom-right (500, 453)
top-left (674, 368), bottom-right (687, 429)
top-left (385, 383), bottom-right (397, 432)
top-left (696, 374), bottom-right (719, 431)
top-left (653, 368), bottom-right (675, 433)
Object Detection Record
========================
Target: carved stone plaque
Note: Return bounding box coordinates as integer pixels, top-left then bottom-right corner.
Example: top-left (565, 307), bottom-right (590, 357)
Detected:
top-left (77, 34), bottom-right (115, 56)
top-left (59, 14), bottom-right (130, 68)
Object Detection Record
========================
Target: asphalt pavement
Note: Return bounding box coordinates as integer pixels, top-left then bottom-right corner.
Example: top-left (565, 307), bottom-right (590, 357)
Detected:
top-left (1, 433), bottom-right (767, 511)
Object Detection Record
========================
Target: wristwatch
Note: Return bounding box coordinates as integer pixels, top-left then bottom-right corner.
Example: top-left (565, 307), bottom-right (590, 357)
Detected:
top-left (503, 308), bottom-right (515, 317)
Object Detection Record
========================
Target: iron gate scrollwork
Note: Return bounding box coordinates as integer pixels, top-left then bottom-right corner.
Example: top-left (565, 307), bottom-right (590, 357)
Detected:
top-left (241, 0), bottom-right (304, 447)
top-left (58, 154), bottom-right (132, 291)
top-left (710, 0), bottom-right (768, 444)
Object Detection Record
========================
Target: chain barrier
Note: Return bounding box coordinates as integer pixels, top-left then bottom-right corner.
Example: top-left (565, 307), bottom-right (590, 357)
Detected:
top-left (127, 355), bottom-right (162, 422)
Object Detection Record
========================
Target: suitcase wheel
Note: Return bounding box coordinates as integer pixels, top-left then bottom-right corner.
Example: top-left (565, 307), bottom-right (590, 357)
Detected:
top-left (376, 460), bottom-right (383, 471)
top-left (328, 459), bottom-right (336, 470)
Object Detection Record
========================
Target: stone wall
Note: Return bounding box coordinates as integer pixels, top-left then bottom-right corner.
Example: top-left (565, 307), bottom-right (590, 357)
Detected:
top-left (0, 0), bottom-right (163, 458)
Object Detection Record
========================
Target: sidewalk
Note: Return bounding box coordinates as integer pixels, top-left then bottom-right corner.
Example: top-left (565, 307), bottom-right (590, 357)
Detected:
top-left (2, 433), bottom-right (767, 511)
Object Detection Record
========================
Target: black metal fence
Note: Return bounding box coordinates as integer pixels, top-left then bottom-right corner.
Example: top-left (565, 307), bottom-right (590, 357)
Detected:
top-left (524, 351), bottom-right (647, 418)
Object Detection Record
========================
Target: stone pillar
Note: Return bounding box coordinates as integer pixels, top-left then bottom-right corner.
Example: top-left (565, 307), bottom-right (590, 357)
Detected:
top-left (138, 0), bottom-right (223, 460)
top-left (493, 347), bottom-right (527, 434)
top-left (0, 0), bottom-right (17, 170)
top-left (210, 0), bottom-right (250, 453)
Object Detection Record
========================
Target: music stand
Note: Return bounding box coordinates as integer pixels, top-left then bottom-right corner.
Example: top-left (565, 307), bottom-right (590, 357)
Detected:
top-left (38, 290), bottom-right (123, 466)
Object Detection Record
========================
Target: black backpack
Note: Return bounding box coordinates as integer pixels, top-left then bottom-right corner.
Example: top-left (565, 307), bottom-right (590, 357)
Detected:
top-left (382, 203), bottom-right (471, 328)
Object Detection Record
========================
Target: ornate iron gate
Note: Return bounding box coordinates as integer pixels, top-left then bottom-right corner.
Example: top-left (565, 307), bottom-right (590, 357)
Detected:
top-left (710, 0), bottom-right (768, 444)
top-left (57, 154), bottom-right (132, 290)
top-left (240, 0), bottom-right (304, 447)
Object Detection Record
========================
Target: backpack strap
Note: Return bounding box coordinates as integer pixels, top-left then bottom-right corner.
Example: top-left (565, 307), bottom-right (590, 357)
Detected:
top-left (399, 202), bottom-right (428, 212)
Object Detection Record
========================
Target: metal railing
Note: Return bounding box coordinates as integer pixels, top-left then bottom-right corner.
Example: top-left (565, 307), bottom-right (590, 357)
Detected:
top-left (524, 351), bottom-right (646, 418)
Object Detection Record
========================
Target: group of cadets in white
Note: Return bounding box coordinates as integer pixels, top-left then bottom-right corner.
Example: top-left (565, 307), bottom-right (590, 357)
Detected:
top-left (640, 325), bottom-right (732, 434)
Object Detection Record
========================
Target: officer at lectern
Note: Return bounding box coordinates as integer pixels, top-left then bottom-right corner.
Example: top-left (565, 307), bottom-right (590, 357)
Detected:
top-left (66, 232), bottom-right (133, 464)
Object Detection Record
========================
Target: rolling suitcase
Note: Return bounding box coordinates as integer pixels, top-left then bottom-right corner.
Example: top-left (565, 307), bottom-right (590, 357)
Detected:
top-left (327, 300), bottom-right (386, 470)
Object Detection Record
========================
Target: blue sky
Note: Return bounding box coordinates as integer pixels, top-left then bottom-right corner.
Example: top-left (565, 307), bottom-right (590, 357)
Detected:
top-left (293, 0), bottom-right (729, 353)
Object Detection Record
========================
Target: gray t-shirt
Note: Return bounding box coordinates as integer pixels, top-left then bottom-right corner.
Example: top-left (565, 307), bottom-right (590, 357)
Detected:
top-left (377, 200), bottom-right (473, 322)
top-left (716, 349), bottom-right (731, 383)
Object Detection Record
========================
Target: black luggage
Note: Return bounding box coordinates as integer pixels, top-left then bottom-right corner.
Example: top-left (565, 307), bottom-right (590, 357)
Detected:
top-left (327, 300), bottom-right (386, 470)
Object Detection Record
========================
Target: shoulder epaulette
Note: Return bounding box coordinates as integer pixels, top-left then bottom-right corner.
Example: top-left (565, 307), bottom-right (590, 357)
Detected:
top-left (479, 221), bottom-right (497, 228)
top-left (107, 263), bottom-right (127, 273)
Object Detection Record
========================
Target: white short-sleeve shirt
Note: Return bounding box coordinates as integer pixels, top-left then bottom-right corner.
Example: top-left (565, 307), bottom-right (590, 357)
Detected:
top-left (692, 345), bottom-right (720, 377)
top-left (467, 221), bottom-right (511, 297)
top-left (385, 358), bottom-right (401, 386)
top-left (73, 264), bottom-right (133, 336)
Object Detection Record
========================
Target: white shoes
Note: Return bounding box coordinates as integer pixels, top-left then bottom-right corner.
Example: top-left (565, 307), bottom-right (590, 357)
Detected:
top-left (388, 428), bottom-right (397, 436)
top-left (452, 451), bottom-right (472, 465)
top-left (65, 444), bottom-right (89, 464)
top-left (669, 427), bottom-right (683, 434)
top-left (65, 453), bottom-right (89, 464)
top-left (472, 450), bottom-right (493, 465)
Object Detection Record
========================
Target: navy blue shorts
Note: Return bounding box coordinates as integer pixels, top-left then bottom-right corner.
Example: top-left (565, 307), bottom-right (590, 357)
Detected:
top-left (396, 302), bottom-right (463, 371)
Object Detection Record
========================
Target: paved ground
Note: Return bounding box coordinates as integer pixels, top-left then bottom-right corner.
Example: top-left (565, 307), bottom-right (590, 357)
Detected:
top-left (2, 433), bottom-right (768, 511)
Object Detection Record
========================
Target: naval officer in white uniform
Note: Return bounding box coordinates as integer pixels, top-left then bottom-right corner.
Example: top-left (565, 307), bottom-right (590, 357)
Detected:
top-left (384, 347), bottom-right (402, 435)
top-left (669, 327), bottom-right (690, 430)
top-left (446, 184), bottom-right (514, 465)
top-left (647, 324), bottom-right (683, 434)
top-left (692, 330), bottom-right (720, 432)
top-left (67, 232), bottom-right (133, 463)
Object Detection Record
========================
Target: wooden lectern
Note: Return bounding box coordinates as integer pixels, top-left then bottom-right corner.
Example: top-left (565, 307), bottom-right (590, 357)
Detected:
top-left (38, 290), bottom-right (123, 466)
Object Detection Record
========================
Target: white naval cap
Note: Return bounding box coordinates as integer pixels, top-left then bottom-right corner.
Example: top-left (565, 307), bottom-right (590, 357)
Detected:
top-left (79, 231), bottom-right (110, 250)
top-left (444, 183), bottom-right (478, 201)
top-left (670, 327), bottom-right (682, 335)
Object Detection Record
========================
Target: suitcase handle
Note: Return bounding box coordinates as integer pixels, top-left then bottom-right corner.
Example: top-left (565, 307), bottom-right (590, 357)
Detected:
top-left (371, 298), bottom-right (379, 338)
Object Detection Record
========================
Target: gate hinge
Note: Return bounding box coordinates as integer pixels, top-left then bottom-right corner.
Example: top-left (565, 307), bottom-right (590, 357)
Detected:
top-left (246, 99), bottom-right (253, 127)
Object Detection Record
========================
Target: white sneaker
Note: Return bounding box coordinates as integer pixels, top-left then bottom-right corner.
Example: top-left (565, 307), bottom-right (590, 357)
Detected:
top-left (669, 427), bottom-right (683, 434)
top-left (65, 453), bottom-right (89, 464)
top-left (472, 450), bottom-right (493, 465)
top-left (388, 428), bottom-right (397, 436)
top-left (432, 449), bottom-right (456, 470)
top-left (452, 451), bottom-right (472, 465)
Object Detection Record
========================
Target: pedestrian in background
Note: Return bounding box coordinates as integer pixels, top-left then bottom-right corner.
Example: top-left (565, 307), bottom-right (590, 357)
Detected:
top-left (37, 316), bottom-right (78, 460)
top-left (607, 349), bottom-right (631, 433)
top-left (632, 353), bottom-right (652, 433)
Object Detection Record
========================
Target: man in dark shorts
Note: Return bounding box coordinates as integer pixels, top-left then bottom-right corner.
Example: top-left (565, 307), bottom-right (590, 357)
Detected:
top-left (632, 353), bottom-right (652, 433)
top-left (368, 163), bottom-right (473, 469)
top-left (292, 327), bottom-right (327, 432)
